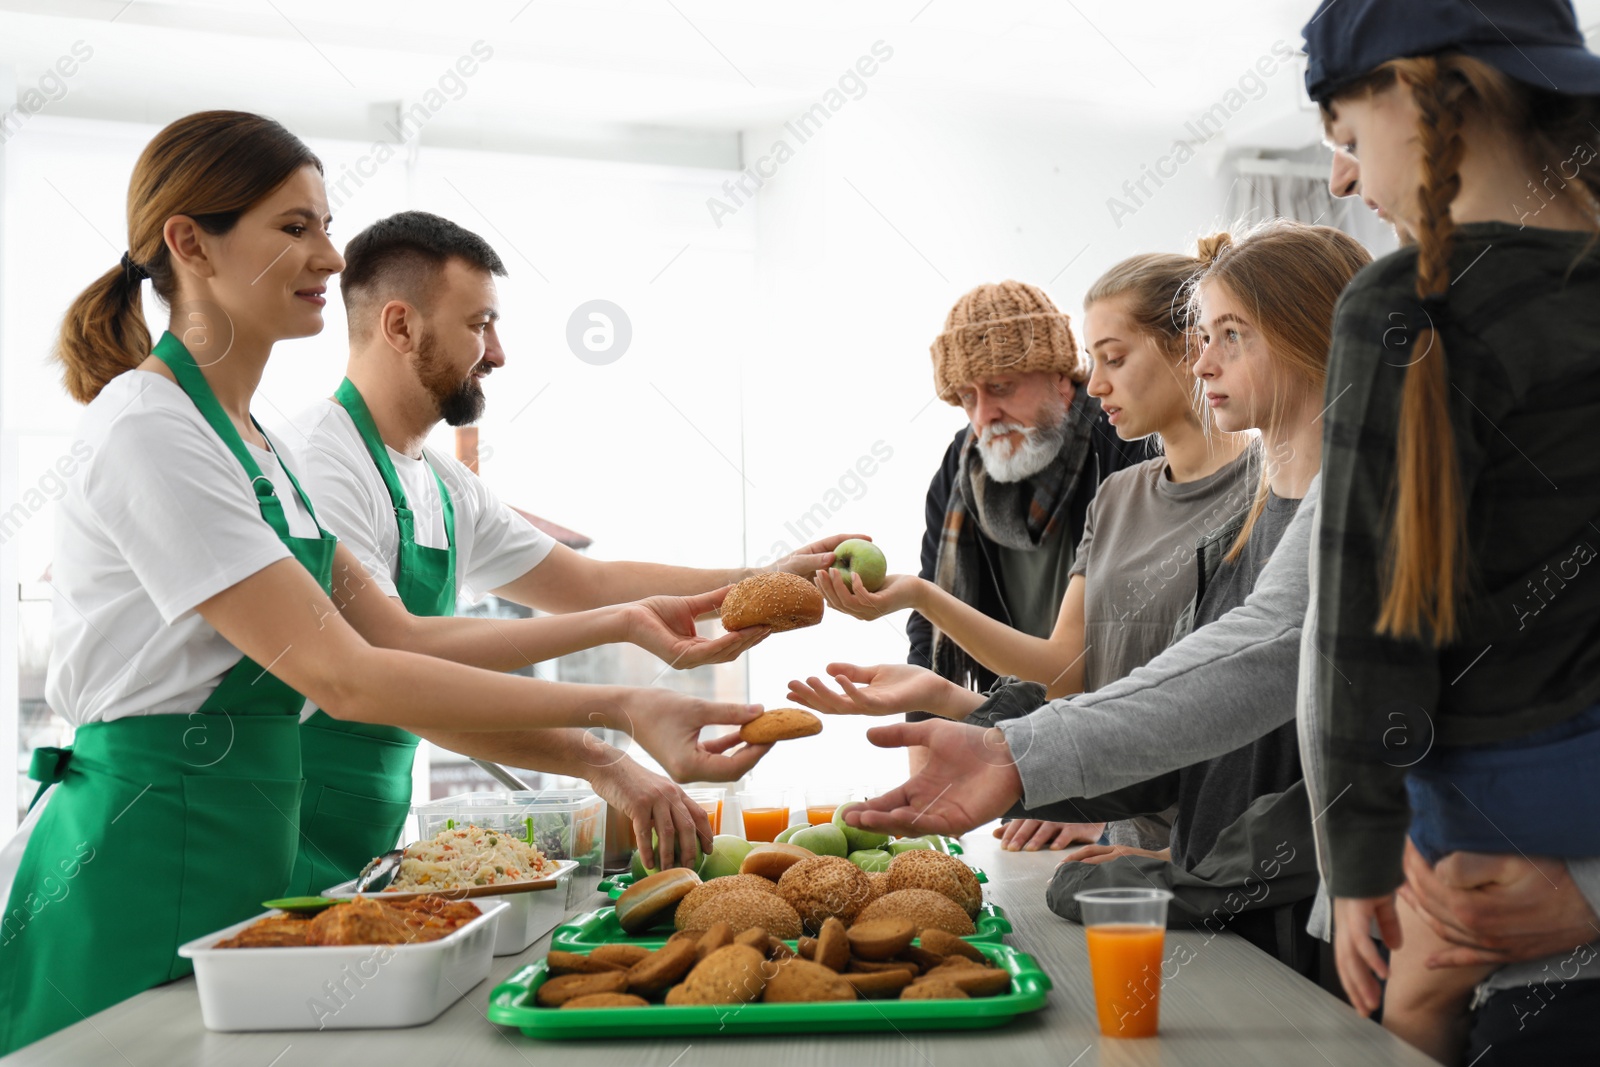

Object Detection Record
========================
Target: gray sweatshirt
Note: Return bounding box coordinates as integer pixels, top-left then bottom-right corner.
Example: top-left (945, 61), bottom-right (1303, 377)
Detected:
top-left (986, 474), bottom-right (1600, 999)
top-left (994, 479), bottom-right (1317, 807)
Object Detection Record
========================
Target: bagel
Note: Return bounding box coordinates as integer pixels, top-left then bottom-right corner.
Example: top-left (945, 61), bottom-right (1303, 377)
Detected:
top-left (720, 572), bottom-right (824, 632)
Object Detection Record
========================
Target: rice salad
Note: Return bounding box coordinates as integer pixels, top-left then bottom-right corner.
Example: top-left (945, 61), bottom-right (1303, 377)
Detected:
top-left (387, 824), bottom-right (555, 890)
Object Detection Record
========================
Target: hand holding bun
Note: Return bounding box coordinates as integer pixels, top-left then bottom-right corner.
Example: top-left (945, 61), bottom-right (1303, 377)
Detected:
top-left (720, 572), bottom-right (824, 632)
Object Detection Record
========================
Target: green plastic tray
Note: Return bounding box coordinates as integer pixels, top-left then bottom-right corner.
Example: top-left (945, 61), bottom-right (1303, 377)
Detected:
top-left (551, 901), bottom-right (1012, 952)
top-left (599, 862), bottom-right (988, 900)
top-left (488, 940), bottom-right (1050, 1039)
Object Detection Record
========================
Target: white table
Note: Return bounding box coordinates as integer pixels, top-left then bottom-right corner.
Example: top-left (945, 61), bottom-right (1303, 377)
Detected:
top-left (5, 825), bottom-right (1436, 1066)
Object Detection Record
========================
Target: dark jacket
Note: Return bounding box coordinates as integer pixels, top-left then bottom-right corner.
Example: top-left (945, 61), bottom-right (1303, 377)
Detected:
top-left (905, 410), bottom-right (1152, 697)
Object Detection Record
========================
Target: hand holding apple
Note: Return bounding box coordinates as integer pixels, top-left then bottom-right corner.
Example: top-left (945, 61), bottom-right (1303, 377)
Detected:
top-left (813, 568), bottom-right (918, 622)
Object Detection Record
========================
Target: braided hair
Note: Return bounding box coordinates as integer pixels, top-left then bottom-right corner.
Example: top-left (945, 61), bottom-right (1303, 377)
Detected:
top-left (1322, 55), bottom-right (1600, 643)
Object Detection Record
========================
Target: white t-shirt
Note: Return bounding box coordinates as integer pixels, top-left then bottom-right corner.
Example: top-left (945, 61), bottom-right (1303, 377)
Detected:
top-left (44, 371), bottom-right (321, 725)
top-left (284, 399), bottom-right (554, 606)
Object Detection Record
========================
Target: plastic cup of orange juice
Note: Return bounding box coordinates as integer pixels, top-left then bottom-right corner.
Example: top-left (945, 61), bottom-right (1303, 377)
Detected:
top-left (686, 788), bottom-right (725, 835)
top-left (735, 790), bottom-right (791, 842)
top-left (804, 788), bottom-right (850, 826)
top-left (1074, 888), bottom-right (1173, 1038)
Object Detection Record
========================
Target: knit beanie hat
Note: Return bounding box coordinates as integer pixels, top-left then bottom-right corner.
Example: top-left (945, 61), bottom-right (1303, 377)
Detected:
top-left (930, 280), bottom-right (1088, 404)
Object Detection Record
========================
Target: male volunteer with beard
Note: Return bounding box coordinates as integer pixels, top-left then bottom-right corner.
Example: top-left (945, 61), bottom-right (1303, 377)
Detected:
top-left (287, 211), bottom-right (852, 892)
top-left (905, 281), bottom-right (1149, 843)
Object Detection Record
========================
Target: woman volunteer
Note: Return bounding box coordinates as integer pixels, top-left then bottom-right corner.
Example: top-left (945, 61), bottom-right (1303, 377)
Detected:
top-left (0, 110), bottom-right (768, 1055)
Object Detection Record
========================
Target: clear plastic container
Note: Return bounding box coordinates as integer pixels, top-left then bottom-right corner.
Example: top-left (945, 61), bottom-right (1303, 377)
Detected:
top-left (178, 900), bottom-right (506, 1031)
top-left (414, 789), bottom-right (605, 908)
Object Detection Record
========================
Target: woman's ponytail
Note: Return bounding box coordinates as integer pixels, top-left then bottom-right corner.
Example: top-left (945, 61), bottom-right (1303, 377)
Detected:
top-left (55, 258), bottom-right (152, 404)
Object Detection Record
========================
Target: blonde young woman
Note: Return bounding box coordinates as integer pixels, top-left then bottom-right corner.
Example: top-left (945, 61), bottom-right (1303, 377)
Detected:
top-left (0, 111), bottom-right (769, 1054)
top-left (805, 252), bottom-right (1254, 853)
top-left (1304, 1), bottom-right (1600, 1062)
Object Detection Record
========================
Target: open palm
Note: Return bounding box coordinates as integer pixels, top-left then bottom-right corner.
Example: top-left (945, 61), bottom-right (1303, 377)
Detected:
top-left (787, 662), bottom-right (954, 717)
top-left (845, 719), bottom-right (1024, 838)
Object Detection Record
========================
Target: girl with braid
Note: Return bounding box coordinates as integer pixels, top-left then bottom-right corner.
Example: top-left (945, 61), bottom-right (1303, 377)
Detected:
top-left (1302, 2), bottom-right (1600, 1061)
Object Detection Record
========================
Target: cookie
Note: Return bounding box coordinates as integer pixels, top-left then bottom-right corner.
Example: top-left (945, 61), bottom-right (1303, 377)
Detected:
top-left (815, 916), bottom-right (850, 972)
top-left (899, 944), bottom-right (947, 970)
top-left (849, 957), bottom-right (920, 976)
top-left (589, 943), bottom-right (653, 969)
top-left (625, 937), bottom-right (700, 997)
top-left (846, 919), bottom-right (916, 961)
top-left (900, 980), bottom-right (969, 1001)
top-left (932, 966), bottom-right (1011, 997)
top-left (738, 708), bottom-right (823, 744)
top-left (918, 928), bottom-right (986, 962)
top-left (559, 992), bottom-right (650, 1009)
top-left (733, 926), bottom-right (770, 953)
top-left (535, 971), bottom-right (630, 1007)
top-left (696, 921), bottom-right (734, 960)
top-left (663, 944), bottom-right (771, 1006)
top-left (842, 969), bottom-right (914, 999)
top-left (762, 957), bottom-right (856, 1003)
top-left (547, 950), bottom-right (623, 976)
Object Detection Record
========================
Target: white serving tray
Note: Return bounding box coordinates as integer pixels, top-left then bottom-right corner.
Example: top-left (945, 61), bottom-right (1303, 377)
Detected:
top-left (323, 859), bottom-right (576, 957)
top-left (177, 900), bottom-right (506, 1031)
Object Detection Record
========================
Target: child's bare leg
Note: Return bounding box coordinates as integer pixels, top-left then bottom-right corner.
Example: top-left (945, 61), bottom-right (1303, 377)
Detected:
top-left (1381, 892), bottom-right (1495, 1064)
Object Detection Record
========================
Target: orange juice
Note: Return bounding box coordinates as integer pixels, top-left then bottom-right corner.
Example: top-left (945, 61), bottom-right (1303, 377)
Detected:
top-left (805, 805), bottom-right (837, 825)
top-left (1085, 923), bottom-right (1166, 1037)
top-left (741, 806), bottom-right (789, 842)
top-left (693, 798), bottom-right (722, 836)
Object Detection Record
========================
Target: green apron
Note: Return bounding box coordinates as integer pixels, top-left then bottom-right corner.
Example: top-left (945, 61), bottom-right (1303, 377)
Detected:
top-left (0, 331), bottom-right (336, 1055)
top-left (283, 378), bottom-right (456, 896)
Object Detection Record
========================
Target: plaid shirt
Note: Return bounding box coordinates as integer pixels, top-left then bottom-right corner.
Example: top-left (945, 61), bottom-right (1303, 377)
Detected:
top-left (1315, 221), bottom-right (1600, 899)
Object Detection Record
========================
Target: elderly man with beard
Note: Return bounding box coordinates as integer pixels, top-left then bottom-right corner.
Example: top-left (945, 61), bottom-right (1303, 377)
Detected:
top-left (286, 211), bottom-right (851, 890)
top-left (903, 282), bottom-right (1150, 825)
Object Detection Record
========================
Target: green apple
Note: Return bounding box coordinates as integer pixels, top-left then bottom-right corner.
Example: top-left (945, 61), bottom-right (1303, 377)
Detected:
top-left (774, 825), bottom-right (805, 845)
top-left (636, 830), bottom-right (704, 876)
top-left (848, 848), bottom-right (892, 873)
top-left (887, 837), bottom-right (935, 855)
top-left (833, 802), bottom-right (889, 852)
top-left (922, 835), bottom-right (953, 854)
top-left (787, 823), bottom-right (849, 858)
top-left (698, 835), bottom-right (755, 880)
top-left (831, 538), bottom-right (888, 592)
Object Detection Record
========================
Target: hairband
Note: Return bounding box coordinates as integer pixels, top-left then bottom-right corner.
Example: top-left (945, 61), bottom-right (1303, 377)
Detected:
top-left (120, 251), bottom-right (149, 283)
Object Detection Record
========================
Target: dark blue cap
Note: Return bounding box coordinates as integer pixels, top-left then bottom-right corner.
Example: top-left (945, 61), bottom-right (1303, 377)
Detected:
top-left (1303, 0), bottom-right (1600, 103)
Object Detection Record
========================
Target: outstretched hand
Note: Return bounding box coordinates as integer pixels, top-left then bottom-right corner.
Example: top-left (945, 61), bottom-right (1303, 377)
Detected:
top-left (623, 692), bottom-right (773, 783)
top-left (787, 662), bottom-right (971, 718)
top-left (842, 719), bottom-right (1024, 838)
top-left (630, 589), bottom-right (768, 669)
top-left (813, 568), bottom-right (916, 621)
